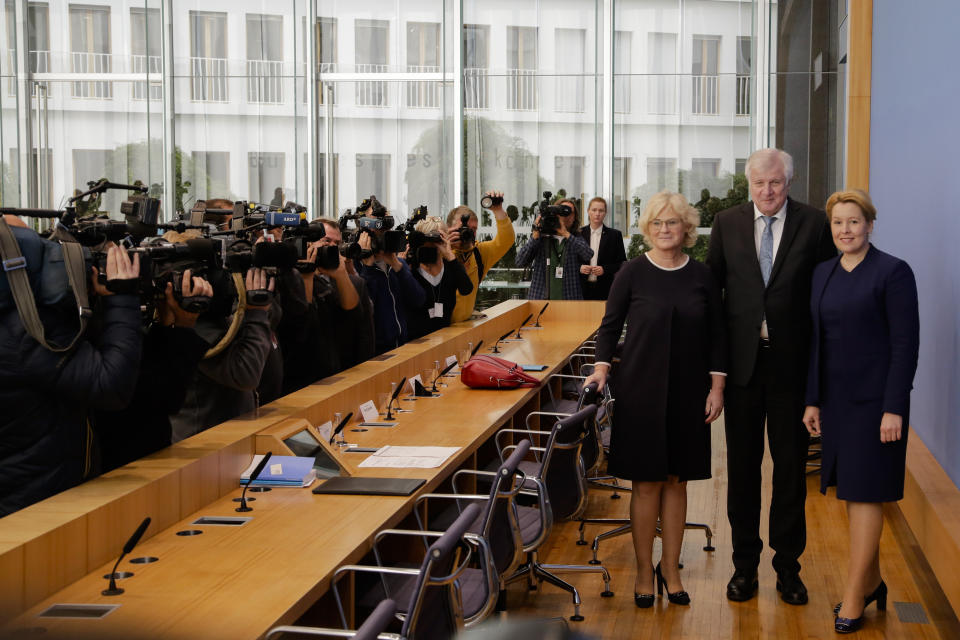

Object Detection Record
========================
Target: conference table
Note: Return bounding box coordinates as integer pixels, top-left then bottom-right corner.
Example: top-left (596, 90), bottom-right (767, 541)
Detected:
top-left (0, 300), bottom-right (604, 640)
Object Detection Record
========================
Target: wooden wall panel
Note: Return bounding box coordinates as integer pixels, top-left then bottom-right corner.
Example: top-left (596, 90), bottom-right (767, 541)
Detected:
top-left (22, 516), bottom-right (86, 610)
top-left (846, 0), bottom-right (873, 190)
top-left (0, 546), bottom-right (24, 622)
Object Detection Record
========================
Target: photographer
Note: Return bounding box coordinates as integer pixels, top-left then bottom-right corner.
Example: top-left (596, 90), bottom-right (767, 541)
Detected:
top-left (170, 267), bottom-right (275, 442)
top-left (94, 270), bottom-right (213, 473)
top-left (354, 223), bottom-right (425, 355)
top-left (0, 234), bottom-right (143, 517)
top-left (447, 189), bottom-right (516, 322)
top-left (277, 219), bottom-right (372, 393)
top-left (407, 217), bottom-right (473, 339)
top-left (516, 197), bottom-right (594, 300)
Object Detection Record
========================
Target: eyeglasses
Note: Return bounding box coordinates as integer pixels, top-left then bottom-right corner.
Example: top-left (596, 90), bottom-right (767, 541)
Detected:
top-left (650, 218), bottom-right (682, 229)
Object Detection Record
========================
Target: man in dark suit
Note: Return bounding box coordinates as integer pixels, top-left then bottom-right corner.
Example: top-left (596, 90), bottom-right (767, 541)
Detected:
top-left (706, 148), bottom-right (836, 605)
top-left (579, 197), bottom-right (627, 300)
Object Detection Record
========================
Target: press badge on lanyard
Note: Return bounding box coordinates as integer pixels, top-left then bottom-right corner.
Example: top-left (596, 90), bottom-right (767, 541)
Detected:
top-left (555, 266), bottom-right (563, 279)
top-left (428, 302), bottom-right (443, 318)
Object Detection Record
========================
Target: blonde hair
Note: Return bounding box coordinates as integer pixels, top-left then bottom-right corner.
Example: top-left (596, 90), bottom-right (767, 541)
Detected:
top-left (637, 191), bottom-right (699, 248)
top-left (825, 189), bottom-right (877, 223)
top-left (415, 216), bottom-right (446, 235)
top-left (446, 205), bottom-right (476, 226)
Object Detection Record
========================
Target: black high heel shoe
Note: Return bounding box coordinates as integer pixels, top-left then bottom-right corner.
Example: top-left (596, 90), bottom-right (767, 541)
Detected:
top-left (635, 567), bottom-right (654, 608)
top-left (834, 614), bottom-right (864, 634)
top-left (655, 562), bottom-right (690, 605)
top-left (832, 580), bottom-right (887, 615)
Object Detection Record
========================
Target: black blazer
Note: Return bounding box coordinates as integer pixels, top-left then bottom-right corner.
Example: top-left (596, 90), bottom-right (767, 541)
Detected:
top-left (706, 198), bottom-right (836, 387)
top-left (578, 224), bottom-right (627, 299)
top-left (805, 245), bottom-right (919, 413)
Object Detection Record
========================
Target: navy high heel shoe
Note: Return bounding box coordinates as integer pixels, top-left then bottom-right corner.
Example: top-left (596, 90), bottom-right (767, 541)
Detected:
top-left (655, 562), bottom-right (690, 605)
top-left (834, 614), bottom-right (864, 634)
top-left (833, 580), bottom-right (887, 615)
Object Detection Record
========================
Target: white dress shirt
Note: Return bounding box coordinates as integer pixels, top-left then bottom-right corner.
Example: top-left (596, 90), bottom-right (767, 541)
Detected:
top-left (753, 202), bottom-right (787, 338)
top-left (588, 225), bottom-right (603, 281)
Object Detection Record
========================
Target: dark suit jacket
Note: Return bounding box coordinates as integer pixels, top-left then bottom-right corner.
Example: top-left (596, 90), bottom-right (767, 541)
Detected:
top-left (706, 198), bottom-right (836, 387)
top-left (804, 245), bottom-right (919, 413)
top-left (578, 224), bottom-right (627, 299)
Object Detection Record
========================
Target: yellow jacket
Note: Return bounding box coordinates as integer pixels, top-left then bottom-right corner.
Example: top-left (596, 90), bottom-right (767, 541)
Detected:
top-left (451, 217), bottom-right (516, 323)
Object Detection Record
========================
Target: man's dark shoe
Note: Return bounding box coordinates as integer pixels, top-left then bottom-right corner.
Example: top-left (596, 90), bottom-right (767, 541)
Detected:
top-left (776, 571), bottom-right (809, 605)
top-left (726, 570), bottom-right (759, 602)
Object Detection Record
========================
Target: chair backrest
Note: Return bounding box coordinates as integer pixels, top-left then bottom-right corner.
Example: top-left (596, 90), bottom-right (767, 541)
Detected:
top-left (539, 405), bottom-right (596, 521)
top-left (355, 598), bottom-right (397, 640)
top-left (480, 439), bottom-right (529, 579)
top-left (403, 502), bottom-right (480, 640)
top-left (573, 384), bottom-right (604, 476)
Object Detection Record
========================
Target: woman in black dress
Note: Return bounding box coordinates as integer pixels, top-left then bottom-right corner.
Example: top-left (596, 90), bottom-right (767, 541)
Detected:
top-left (802, 190), bottom-right (919, 634)
top-left (584, 191), bottom-right (726, 608)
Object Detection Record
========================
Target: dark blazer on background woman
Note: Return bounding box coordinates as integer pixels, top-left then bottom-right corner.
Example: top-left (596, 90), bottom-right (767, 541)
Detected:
top-left (578, 224), bottom-right (627, 300)
top-left (805, 244), bottom-right (919, 502)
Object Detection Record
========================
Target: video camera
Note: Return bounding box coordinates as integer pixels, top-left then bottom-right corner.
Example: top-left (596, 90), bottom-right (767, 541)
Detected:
top-left (532, 191), bottom-right (573, 237)
top-left (337, 195), bottom-right (408, 259)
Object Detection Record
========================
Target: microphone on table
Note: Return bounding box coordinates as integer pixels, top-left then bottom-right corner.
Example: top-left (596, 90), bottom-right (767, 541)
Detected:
top-left (470, 340), bottom-right (483, 357)
top-left (237, 451), bottom-right (272, 513)
top-left (430, 361), bottom-right (458, 393)
top-left (384, 376), bottom-right (407, 420)
top-left (533, 302), bottom-right (549, 327)
top-left (513, 314), bottom-right (533, 339)
top-left (491, 330), bottom-right (514, 354)
top-left (329, 412), bottom-right (353, 445)
top-left (102, 516), bottom-right (151, 596)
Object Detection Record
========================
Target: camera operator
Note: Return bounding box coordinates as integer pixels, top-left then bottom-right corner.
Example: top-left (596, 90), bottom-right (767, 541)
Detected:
top-left (0, 231), bottom-right (143, 517)
top-left (277, 218), bottom-right (373, 394)
top-left (447, 189), bottom-right (516, 322)
top-left (516, 197), bottom-right (593, 300)
top-left (354, 219), bottom-right (425, 355)
top-left (170, 267), bottom-right (275, 442)
top-left (93, 269), bottom-right (214, 473)
top-left (407, 217), bottom-right (473, 339)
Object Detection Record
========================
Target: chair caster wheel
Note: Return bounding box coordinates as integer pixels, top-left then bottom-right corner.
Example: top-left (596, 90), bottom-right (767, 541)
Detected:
top-left (570, 615), bottom-right (584, 622)
top-left (704, 545), bottom-right (715, 551)
top-left (601, 591), bottom-right (614, 598)
top-left (576, 540), bottom-right (587, 546)
top-left (588, 559), bottom-right (601, 565)
top-left (610, 494), bottom-right (621, 500)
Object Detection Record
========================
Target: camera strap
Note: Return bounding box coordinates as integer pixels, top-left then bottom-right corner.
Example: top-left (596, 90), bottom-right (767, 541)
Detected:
top-left (0, 217), bottom-right (91, 352)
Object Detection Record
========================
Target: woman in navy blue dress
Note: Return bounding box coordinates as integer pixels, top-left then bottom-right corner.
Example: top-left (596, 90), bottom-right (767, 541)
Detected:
top-left (802, 190), bottom-right (919, 634)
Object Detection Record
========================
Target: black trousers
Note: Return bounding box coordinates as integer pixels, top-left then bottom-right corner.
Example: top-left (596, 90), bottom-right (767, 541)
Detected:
top-left (724, 344), bottom-right (809, 575)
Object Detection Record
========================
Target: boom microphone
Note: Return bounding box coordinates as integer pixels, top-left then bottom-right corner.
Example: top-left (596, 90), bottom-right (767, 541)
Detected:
top-left (237, 452), bottom-right (273, 512)
top-left (102, 516), bottom-right (151, 596)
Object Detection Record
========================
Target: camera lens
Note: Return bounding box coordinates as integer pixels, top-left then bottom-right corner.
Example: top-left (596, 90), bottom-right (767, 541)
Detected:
top-left (480, 194), bottom-right (503, 209)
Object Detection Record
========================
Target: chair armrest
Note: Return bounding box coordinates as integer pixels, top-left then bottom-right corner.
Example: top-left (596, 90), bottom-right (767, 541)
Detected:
top-left (266, 627), bottom-right (400, 640)
top-left (413, 493), bottom-right (489, 530)
top-left (496, 428), bottom-right (550, 460)
top-left (452, 468), bottom-right (499, 495)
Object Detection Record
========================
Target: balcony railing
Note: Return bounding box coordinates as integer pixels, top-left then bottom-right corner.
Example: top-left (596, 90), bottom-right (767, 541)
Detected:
top-left (735, 74), bottom-right (750, 115)
top-left (355, 62), bottom-right (388, 107)
top-left (554, 75), bottom-right (584, 113)
top-left (405, 64), bottom-right (439, 108)
top-left (318, 61), bottom-right (338, 104)
top-left (131, 54), bottom-right (162, 101)
top-left (691, 74), bottom-right (718, 115)
top-left (463, 67), bottom-right (488, 110)
top-left (247, 59), bottom-right (283, 104)
top-left (191, 56), bottom-right (228, 102)
top-left (506, 68), bottom-right (537, 111)
top-left (71, 51), bottom-right (112, 98)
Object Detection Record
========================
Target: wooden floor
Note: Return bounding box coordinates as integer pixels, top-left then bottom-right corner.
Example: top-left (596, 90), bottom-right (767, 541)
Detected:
top-left (500, 418), bottom-right (960, 639)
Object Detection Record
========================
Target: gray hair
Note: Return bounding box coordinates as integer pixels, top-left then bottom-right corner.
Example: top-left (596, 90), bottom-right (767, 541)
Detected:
top-left (745, 148), bottom-right (794, 182)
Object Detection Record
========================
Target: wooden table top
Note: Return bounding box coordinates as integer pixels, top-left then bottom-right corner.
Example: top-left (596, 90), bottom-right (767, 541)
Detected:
top-left (0, 301), bottom-right (604, 639)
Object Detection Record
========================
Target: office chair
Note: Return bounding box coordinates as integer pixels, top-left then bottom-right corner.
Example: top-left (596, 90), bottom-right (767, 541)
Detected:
top-left (414, 440), bottom-right (531, 622)
top-left (495, 405), bottom-right (614, 621)
top-left (265, 598), bottom-right (399, 640)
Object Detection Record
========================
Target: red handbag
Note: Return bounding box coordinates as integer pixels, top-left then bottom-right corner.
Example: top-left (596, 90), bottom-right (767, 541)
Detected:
top-left (461, 354), bottom-right (541, 389)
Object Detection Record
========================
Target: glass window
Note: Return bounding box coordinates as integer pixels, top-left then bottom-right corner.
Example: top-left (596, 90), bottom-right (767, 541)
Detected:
top-left (736, 36), bottom-right (751, 115)
top-left (614, 30), bottom-right (631, 114)
top-left (613, 157), bottom-right (630, 232)
top-left (506, 26), bottom-right (537, 110)
top-left (318, 152), bottom-right (339, 215)
top-left (555, 28), bottom-right (584, 113)
top-left (463, 24), bottom-right (489, 110)
top-left (554, 156), bottom-right (584, 201)
top-left (69, 4), bottom-right (112, 98)
top-left (692, 35), bottom-right (719, 115)
top-left (190, 11), bottom-right (228, 102)
top-left (355, 18), bottom-right (388, 107)
top-left (647, 32), bottom-right (676, 114)
top-left (28, 2), bottom-right (50, 73)
top-left (647, 157), bottom-right (677, 192)
top-left (246, 14), bottom-right (284, 104)
top-left (130, 8), bottom-right (161, 101)
top-left (316, 17), bottom-right (338, 104)
top-left (406, 22), bottom-right (440, 108)
top-left (191, 151), bottom-right (231, 201)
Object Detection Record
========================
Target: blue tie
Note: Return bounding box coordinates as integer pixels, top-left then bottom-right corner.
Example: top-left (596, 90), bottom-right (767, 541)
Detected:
top-left (760, 216), bottom-right (775, 286)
